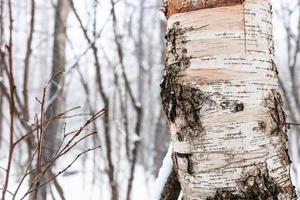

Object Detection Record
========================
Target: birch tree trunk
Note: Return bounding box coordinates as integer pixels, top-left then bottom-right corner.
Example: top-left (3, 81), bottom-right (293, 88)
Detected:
top-left (35, 0), bottom-right (69, 199)
top-left (161, 0), bottom-right (297, 199)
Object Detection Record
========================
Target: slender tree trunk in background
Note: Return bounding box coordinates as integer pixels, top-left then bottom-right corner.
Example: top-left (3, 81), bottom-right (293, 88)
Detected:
top-left (23, 0), bottom-right (35, 121)
top-left (46, 0), bottom-right (69, 164)
top-left (38, 0), bottom-right (69, 199)
top-left (0, 0), bottom-right (4, 153)
top-left (22, 2), bottom-right (37, 200)
top-left (137, 0), bottom-right (145, 103)
top-left (161, 0), bottom-right (296, 199)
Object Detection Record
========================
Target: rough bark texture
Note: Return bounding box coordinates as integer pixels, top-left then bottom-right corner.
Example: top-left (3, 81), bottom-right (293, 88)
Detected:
top-left (161, 0), bottom-right (296, 199)
top-left (166, 0), bottom-right (244, 16)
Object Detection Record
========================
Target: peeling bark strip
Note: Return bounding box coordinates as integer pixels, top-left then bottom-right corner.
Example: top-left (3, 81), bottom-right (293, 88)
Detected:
top-left (167, 0), bottom-right (245, 17)
top-left (161, 0), bottom-right (296, 199)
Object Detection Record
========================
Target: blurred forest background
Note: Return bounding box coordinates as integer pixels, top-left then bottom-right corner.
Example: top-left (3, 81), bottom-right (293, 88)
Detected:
top-left (0, 0), bottom-right (300, 199)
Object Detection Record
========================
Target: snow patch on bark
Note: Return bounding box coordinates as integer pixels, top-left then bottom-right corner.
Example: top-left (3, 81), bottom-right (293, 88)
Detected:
top-left (178, 191), bottom-right (182, 200)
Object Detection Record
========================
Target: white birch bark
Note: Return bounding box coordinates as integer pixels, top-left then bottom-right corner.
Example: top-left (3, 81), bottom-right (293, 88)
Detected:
top-left (161, 0), bottom-right (296, 199)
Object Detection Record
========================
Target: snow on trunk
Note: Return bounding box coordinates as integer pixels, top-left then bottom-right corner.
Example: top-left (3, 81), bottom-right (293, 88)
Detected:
top-left (153, 144), bottom-right (173, 200)
top-left (152, 143), bottom-right (181, 200)
top-left (160, 0), bottom-right (296, 199)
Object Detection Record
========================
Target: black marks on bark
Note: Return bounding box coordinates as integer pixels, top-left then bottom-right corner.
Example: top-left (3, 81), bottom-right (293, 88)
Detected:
top-left (253, 121), bottom-right (267, 132)
top-left (241, 169), bottom-right (282, 200)
top-left (207, 168), bottom-right (283, 200)
top-left (161, 21), bottom-right (212, 142)
top-left (220, 100), bottom-right (244, 113)
top-left (161, 21), bottom-right (192, 124)
top-left (220, 101), bottom-right (231, 109)
top-left (207, 190), bottom-right (241, 200)
top-left (232, 102), bottom-right (244, 113)
top-left (174, 85), bottom-right (211, 141)
top-left (187, 156), bottom-right (193, 175)
top-left (161, 22), bottom-right (209, 123)
top-left (281, 147), bottom-right (292, 166)
top-left (271, 59), bottom-right (279, 75)
top-left (265, 89), bottom-right (286, 136)
top-left (258, 121), bottom-right (267, 131)
top-left (160, 1), bottom-right (168, 18)
top-left (182, 48), bottom-right (188, 57)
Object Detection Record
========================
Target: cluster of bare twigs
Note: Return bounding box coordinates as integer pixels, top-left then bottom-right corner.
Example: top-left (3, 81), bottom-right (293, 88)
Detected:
top-left (0, 1), bottom-right (103, 199)
top-left (0, 64), bottom-right (103, 200)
